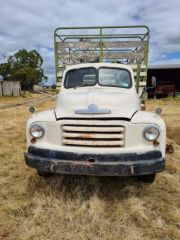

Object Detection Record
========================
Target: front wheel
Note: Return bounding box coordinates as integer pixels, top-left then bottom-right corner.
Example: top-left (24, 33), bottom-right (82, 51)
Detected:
top-left (37, 170), bottom-right (53, 177)
top-left (137, 174), bottom-right (156, 183)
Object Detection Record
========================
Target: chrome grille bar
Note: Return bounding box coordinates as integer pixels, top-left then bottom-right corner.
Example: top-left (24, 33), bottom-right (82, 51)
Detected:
top-left (62, 122), bottom-right (125, 148)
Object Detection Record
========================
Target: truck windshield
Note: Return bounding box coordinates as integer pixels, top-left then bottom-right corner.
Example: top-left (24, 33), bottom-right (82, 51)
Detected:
top-left (64, 68), bottom-right (97, 89)
top-left (64, 67), bottom-right (131, 89)
top-left (99, 68), bottom-right (131, 88)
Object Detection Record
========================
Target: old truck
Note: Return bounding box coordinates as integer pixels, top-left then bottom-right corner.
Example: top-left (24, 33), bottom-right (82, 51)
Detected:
top-left (24, 26), bottom-right (166, 183)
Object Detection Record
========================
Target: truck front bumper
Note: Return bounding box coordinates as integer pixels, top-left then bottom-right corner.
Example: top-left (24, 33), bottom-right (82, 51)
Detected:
top-left (24, 146), bottom-right (165, 176)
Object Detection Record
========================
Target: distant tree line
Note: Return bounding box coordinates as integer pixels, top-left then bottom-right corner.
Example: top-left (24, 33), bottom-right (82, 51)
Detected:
top-left (0, 49), bottom-right (47, 90)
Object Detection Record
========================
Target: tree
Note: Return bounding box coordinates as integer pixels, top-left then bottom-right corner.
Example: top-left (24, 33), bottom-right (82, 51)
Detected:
top-left (0, 62), bottom-right (11, 79)
top-left (0, 49), bottom-right (47, 90)
top-left (11, 67), bottom-right (46, 91)
top-left (8, 49), bottom-right (43, 69)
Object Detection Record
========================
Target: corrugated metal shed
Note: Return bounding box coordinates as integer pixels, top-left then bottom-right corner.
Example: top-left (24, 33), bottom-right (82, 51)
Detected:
top-left (0, 81), bottom-right (21, 96)
top-left (147, 64), bottom-right (180, 98)
top-left (0, 76), bottom-right (3, 96)
top-left (149, 64), bottom-right (180, 69)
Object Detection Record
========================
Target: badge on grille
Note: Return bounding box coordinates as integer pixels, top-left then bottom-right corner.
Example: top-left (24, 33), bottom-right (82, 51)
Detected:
top-left (75, 104), bottom-right (111, 114)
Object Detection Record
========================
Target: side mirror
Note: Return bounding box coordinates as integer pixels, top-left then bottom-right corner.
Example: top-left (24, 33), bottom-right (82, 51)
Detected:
top-left (155, 107), bottom-right (162, 115)
top-left (29, 106), bottom-right (36, 114)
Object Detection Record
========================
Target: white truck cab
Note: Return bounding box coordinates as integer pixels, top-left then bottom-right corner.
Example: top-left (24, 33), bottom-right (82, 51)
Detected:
top-left (24, 26), bottom-right (166, 183)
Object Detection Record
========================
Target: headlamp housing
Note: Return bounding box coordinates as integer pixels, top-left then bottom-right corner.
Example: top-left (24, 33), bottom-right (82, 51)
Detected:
top-left (143, 125), bottom-right (160, 141)
top-left (30, 125), bottom-right (44, 139)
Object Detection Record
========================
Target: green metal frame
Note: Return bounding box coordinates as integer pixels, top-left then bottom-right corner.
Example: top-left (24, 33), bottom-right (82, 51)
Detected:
top-left (54, 26), bottom-right (150, 91)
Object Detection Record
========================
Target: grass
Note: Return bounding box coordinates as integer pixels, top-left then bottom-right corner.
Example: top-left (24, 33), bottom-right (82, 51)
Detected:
top-left (0, 97), bottom-right (179, 240)
top-left (0, 94), bottom-right (46, 110)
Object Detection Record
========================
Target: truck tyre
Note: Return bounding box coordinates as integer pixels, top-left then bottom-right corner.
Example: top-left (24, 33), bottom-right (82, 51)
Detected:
top-left (37, 170), bottom-right (53, 177)
top-left (138, 174), bottom-right (156, 183)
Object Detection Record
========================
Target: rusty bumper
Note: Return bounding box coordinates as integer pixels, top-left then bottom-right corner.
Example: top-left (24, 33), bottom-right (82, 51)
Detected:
top-left (24, 146), bottom-right (165, 176)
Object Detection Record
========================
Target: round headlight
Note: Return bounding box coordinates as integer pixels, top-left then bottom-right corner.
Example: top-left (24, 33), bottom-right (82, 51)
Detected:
top-left (143, 126), bottom-right (160, 141)
top-left (30, 125), bottom-right (44, 138)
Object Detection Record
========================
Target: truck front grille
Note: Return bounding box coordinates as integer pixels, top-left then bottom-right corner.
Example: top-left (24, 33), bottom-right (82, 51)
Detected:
top-left (62, 123), bottom-right (125, 147)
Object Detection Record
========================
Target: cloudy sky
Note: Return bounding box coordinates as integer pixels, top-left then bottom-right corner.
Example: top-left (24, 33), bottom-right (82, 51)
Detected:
top-left (0, 0), bottom-right (180, 84)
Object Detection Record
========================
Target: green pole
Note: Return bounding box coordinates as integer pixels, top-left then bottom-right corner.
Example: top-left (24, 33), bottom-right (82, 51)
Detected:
top-left (136, 64), bottom-right (141, 93)
top-left (99, 28), bottom-right (103, 62)
top-left (54, 32), bottom-right (59, 84)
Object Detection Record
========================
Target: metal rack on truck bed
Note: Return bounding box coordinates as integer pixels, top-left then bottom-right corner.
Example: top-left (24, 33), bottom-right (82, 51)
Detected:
top-left (54, 26), bottom-right (150, 93)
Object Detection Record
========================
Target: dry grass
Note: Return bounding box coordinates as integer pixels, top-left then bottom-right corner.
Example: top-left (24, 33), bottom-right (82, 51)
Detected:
top-left (0, 93), bottom-right (42, 107)
top-left (0, 96), bottom-right (180, 240)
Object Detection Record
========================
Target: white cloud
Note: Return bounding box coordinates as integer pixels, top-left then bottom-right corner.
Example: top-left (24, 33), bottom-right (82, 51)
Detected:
top-left (0, 0), bottom-right (179, 84)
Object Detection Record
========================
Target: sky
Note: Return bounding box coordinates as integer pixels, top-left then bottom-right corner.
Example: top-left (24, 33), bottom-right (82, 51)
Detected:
top-left (0, 0), bottom-right (180, 85)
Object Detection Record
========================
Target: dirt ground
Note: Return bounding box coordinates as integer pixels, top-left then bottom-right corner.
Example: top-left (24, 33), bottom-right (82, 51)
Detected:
top-left (0, 96), bottom-right (179, 240)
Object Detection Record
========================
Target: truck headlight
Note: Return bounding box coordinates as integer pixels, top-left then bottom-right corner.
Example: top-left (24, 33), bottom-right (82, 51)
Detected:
top-left (143, 126), bottom-right (160, 141)
top-left (30, 125), bottom-right (44, 138)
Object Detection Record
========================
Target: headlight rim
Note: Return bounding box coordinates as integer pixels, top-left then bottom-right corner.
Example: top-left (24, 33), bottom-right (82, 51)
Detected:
top-left (143, 125), bottom-right (160, 141)
top-left (30, 124), bottom-right (45, 139)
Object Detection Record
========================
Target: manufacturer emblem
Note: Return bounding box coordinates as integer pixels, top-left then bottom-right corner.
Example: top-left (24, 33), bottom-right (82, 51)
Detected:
top-left (75, 104), bottom-right (111, 114)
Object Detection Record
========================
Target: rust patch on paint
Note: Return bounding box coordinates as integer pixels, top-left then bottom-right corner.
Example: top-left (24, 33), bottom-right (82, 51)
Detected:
top-left (78, 133), bottom-right (92, 139)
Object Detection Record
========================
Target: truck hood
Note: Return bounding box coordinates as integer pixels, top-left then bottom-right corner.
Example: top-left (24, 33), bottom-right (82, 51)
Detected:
top-left (55, 88), bottom-right (139, 119)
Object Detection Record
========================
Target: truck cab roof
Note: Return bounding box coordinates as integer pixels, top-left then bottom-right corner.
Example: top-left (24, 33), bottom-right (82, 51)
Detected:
top-left (64, 62), bottom-right (133, 72)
